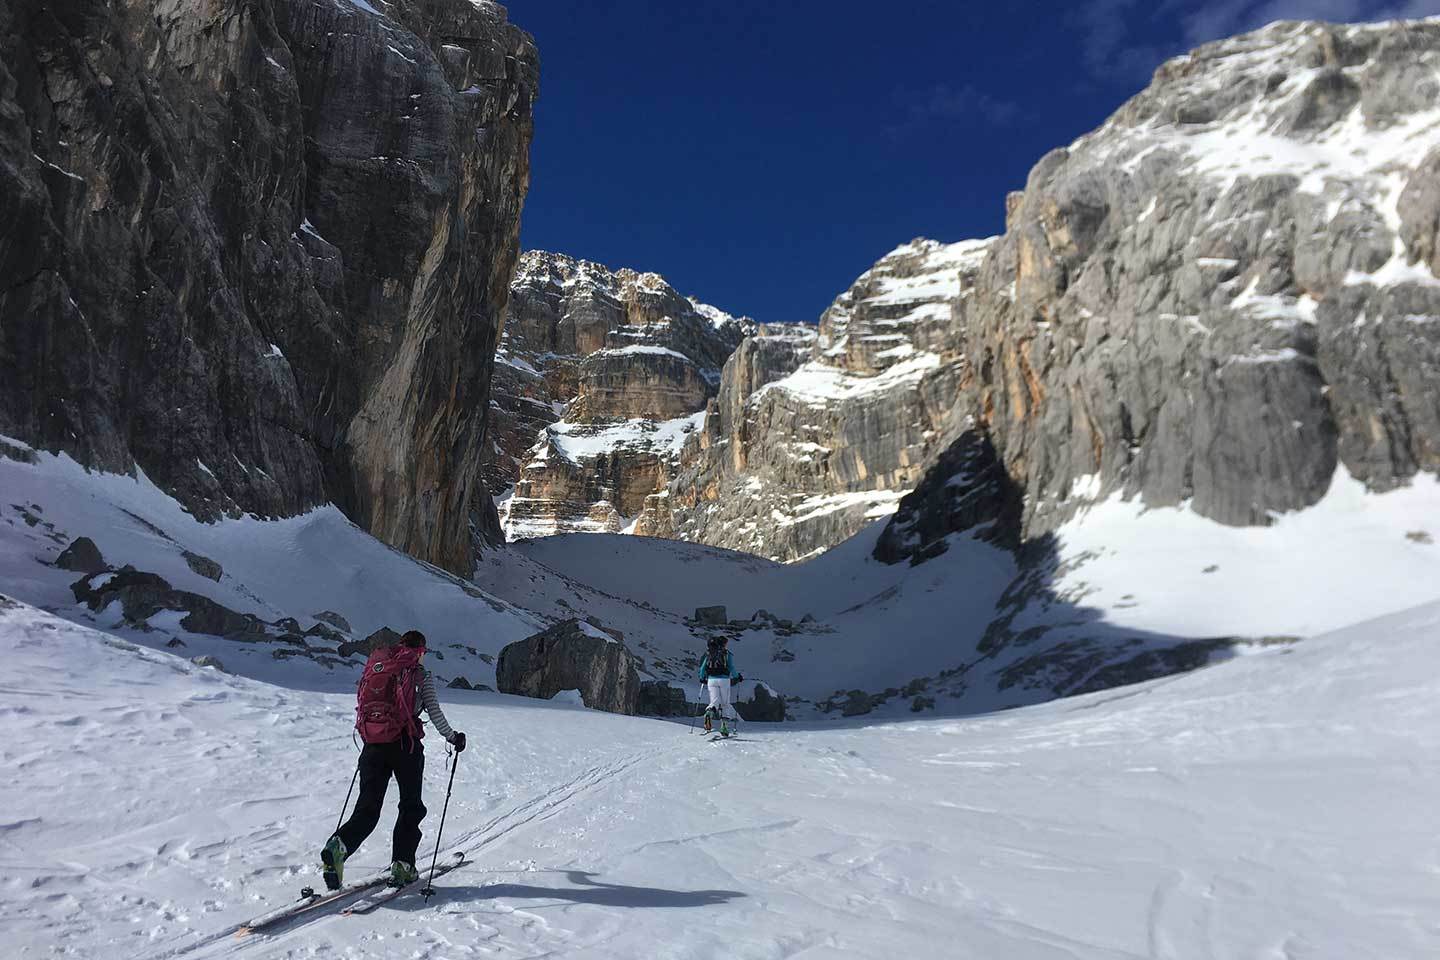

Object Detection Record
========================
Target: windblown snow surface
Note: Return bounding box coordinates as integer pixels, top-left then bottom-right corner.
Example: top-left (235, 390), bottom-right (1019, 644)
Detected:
top-left (3, 591), bottom-right (1439, 958)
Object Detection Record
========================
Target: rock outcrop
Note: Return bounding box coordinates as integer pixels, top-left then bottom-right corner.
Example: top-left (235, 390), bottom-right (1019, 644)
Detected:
top-left (873, 430), bottom-right (1023, 565)
top-left (71, 567), bottom-right (357, 668)
top-left (852, 18), bottom-right (1440, 708)
top-left (955, 18), bottom-right (1440, 537)
top-left (0, 0), bottom-right (538, 576)
top-left (489, 252), bottom-right (753, 537)
top-left (671, 19), bottom-right (1440, 566)
top-left (662, 240), bottom-right (992, 561)
top-left (56, 537), bottom-right (107, 575)
top-left (495, 618), bottom-right (642, 714)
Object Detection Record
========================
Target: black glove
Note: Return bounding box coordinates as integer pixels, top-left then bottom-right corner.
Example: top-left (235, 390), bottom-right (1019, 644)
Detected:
top-left (733, 675), bottom-right (744, 684)
top-left (450, 732), bottom-right (467, 753)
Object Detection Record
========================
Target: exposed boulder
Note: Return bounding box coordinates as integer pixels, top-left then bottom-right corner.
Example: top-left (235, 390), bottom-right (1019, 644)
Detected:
top-left (56, 537), bottom-right (106, 574)
top-left (694, 606), bottom-right (727, 625)
top-left (72, 569), bottom-right (269, 640)
top-left (637, 680), bottom-right (691, 717)
top-left (338, 627), bottom-right (403, 661)
top-left (313, 611), bottom-right (353, 634)
top-left (496, 619), bottom-right (642, 715)
top-left (447, 676), bottom-right (475, 690)
top-left (182, 551), bottom-right (223, 582)
top-left (191, 656), bottom-right (227, 673)
top-left (733, 682), bottom-right (787, 722)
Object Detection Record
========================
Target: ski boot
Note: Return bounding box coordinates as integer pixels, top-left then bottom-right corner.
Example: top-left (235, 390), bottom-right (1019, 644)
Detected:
top-left (703, 708), bottom-right (714, 734)
top-left (720, 719), bottom-right (731, 738)
top-left (388, 860), bottom-right (419, 888)
top-left (320, 835), bottom-right (347, 891)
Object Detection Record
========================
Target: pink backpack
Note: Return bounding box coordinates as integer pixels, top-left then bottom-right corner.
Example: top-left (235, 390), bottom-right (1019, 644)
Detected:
top-left (355, 645), bottom-right (425, 744)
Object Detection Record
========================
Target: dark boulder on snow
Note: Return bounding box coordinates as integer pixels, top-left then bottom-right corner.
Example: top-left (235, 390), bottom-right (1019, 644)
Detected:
top-left (72, 568), bottom-right (268, 640)
top-left (313, 611), bottom-right (353, 635)
top-left (637, 680), bottom-right (690, 717)
top-left (497, 619), bottom-right (642, 715)
top-left (447, 676), bottom-right (474, 690)
top-left (191, 656), bottom-right (227, 673)
top-left (338, 627), bottom-right (403, 660)
top-left (182, 551), bottom-right (223, 582)
top-left (56, 537), bottom-right (107, 574)
top-left (733, 682), bottom-right (787, 722)
top-left (693, 605), bottom-right (727, 626)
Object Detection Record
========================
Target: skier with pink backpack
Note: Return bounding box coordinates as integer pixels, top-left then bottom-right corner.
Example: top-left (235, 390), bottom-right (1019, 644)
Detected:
top-left (320, 630), bottom-right (466, 890)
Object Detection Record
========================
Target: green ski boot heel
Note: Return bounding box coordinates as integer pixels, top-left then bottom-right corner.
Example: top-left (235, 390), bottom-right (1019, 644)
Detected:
top-left (388, 860), bottom-right (419, 888)
top-left (321, 836), bottom-right (347, 891)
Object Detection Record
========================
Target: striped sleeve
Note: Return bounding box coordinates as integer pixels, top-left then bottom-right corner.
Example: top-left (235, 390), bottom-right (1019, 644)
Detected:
top-left (418, 670), bottom-right (456, 740)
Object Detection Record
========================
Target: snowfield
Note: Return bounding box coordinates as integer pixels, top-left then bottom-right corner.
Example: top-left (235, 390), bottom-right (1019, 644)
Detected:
top-left (5, 446), bottom-right (1440, 716)
top-left (4, 594), bottom-right (1439, 958)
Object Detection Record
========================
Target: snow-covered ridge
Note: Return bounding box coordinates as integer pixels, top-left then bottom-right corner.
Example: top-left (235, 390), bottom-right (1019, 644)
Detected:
top-left (1073, 18), bottom-right (1440, 291)
top-left (758, 350), bottom-right (944, 405)
top-left (541, 412), bottom-right (707, 464)
top-left (819, 237), bottom-right (995, 366)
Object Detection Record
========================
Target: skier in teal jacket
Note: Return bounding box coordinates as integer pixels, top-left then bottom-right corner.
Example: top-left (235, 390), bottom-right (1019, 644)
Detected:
top-left (698, 636), bottom-right (742, 736)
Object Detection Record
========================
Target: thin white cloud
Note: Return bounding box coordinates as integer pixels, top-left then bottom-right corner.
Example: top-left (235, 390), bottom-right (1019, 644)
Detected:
top-left (886, 83), bottom-right (1020, 140)
top-left (1073, 0), bottom-right (1440, 83)
top-left (1183, 0), bottom-right (1440, 43)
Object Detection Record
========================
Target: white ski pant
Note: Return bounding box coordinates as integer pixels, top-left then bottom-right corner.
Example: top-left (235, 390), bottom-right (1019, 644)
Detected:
top-left (705, 678), bottom-right (736, 720)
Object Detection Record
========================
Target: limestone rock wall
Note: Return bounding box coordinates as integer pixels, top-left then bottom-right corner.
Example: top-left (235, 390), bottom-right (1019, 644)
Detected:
top-left (958, 18), bottom-right (1440, 535)
top-left (490, 251), bottom-right (752, 538)
top-left (0, 0), bottom-right (537, 576)
top-left (664, 240), bottom-right (992, 561)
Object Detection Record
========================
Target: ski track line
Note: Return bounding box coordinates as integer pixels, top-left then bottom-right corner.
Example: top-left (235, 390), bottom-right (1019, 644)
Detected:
top-left (137, 746), bottom-right (660, 960)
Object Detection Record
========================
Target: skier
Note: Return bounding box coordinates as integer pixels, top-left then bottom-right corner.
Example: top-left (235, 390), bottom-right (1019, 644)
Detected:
top-left (697, 636), bottom-right (743, 736)
top-left (320, 630), bottom-right (466, 890)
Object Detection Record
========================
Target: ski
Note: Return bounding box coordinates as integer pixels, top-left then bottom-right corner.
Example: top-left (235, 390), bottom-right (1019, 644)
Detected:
top-left (235, 868), bottom-right (392, 938)
top-left (342, 851), bottom-right (466, 915)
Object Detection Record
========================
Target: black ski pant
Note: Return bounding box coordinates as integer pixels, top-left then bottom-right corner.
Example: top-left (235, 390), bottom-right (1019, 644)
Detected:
top-left (336, 740), bottom-right (427, 865)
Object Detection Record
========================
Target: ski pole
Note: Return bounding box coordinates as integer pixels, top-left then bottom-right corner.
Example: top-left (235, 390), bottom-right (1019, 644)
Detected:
top-left (421, 748), bottom-right (460, 900)
top-left (334, 756), bottom-right (361, 837)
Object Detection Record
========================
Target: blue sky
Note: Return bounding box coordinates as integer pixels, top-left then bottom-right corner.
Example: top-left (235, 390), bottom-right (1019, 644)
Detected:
top-left (510, 0), bottom-right (1438, 324)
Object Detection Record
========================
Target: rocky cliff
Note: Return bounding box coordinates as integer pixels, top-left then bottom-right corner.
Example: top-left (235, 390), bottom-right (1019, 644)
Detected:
top-left (487, 251), bottom-right (752, 537)
top-left (665, 18), bottom-right (1440, 566)
top-left (0, 0), bottom-right (536, 576)
top-left (954, 17), bottom-right (1440, 538)
top-left (660, 239), bottom-right (992, 561)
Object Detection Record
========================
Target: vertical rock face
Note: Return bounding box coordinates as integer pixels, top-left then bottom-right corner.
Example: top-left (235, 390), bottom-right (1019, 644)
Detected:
top-left (0, 0), bottom-right (537, 576)
top-left (955, 19), bottom-right (1440, 537)
top-left (664, 239), bottom-right (992, 561)
top-left (488, 251), bottom-right (753, 537)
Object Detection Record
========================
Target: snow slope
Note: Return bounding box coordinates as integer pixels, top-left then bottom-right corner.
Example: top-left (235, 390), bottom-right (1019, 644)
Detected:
top-left (4, 592), bottom-right (1438, 958)
top-left (0, 446), bottom-right (543, 693)
top-left (6, 445), bottom-right (1440, 715)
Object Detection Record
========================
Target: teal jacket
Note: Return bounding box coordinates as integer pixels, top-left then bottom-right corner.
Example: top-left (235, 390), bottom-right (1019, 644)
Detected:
top-left (698, 651), bottom-right (738, 681)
